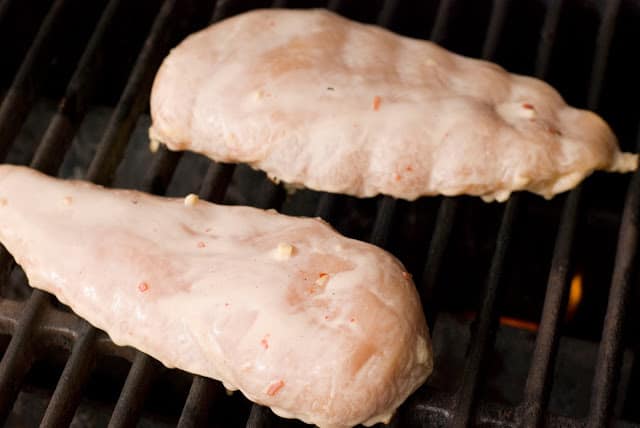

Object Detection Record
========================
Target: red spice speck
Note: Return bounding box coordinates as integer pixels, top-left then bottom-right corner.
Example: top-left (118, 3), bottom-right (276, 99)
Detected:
top-left (197, 241), bottom-right (206, 248)
top-left (224, 302), bottom-right (229, 307)
top-left (138, 282), bottom-right (149, 292)
top-left (522, 103), bottom-right (534, 110)
top-left (372, 96), bottom-right (381, 111)
top-left (261, 335), bottom-right (270, 349)
top-left (350, 317), bottom-right (356, 323)
top-left (324, 315), bottom-right (330, 320)
top-left (394, 173), bottom-right (402, 181)
top-left (405, 165), bottom-right (413, 172)
top-left (267, 380), bottom-right (285, 396)
top-left (205, 228), bottom-right (211, 233)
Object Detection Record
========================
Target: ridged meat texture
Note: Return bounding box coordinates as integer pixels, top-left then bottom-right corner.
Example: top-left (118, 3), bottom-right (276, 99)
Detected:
top-left (0, 165), bottom-right (432, 428)
top-left (149, 8), bottom-right (637, 202)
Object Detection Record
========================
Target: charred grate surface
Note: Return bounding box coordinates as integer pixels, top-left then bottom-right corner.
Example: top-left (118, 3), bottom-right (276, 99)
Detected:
top-left (0, 0), bottom-right (640, 427)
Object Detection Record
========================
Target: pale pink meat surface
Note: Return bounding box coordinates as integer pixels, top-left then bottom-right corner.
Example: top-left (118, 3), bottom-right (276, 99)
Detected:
top-left (0, 165), bottom-right (432, 428)
top-left (149, 8), bottom-right (637, 202)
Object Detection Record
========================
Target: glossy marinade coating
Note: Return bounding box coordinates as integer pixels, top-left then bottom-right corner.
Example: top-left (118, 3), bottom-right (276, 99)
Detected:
top-left (0, 165), bottom-right (432, 428)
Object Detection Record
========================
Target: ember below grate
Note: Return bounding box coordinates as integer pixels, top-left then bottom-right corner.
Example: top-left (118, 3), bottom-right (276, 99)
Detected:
top-left (1, 0), bottom-right (640, 427)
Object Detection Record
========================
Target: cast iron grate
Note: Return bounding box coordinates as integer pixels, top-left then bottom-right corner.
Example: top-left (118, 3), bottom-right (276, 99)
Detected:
top-left (0, 0), bottom-right (639, 427)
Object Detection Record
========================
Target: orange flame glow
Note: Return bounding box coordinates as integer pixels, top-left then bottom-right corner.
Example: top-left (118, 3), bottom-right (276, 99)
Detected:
top-left (566, 272), bottom-right (583, 321)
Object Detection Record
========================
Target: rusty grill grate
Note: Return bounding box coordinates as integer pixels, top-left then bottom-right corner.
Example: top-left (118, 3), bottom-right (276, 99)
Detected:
top-left (0, 0), bottom-right (640, 427)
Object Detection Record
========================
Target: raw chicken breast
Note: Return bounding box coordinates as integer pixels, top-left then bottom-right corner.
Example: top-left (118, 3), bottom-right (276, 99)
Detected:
top-left (0, 165), bottom-right (432, 428)
top-left (149, 8), bottom-right (637, 202)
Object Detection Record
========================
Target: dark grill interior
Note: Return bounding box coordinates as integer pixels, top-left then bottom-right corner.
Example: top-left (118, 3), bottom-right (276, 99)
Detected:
top-left (1, 0), bottom-right (640, 426)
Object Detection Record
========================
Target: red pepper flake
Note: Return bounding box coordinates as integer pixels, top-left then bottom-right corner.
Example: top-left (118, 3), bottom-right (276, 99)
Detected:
top-left (197, 241), bottom-right (206, 248)
top-left (138, 282), bottom-right (149, 292)
top-left (324, 315), bottom-right (330, 320)
top-left (350, 317), bottom-right (356, 323)
top-left (405, 165), bottom-right (413, 172)
top-left (261, 334), bottom-right (270, 349)
top-left (267, 380), bottom-right (285, 396)
top-left (309, 273), bottom-right (330, 294)
top-left (394, 173), bottom-right (402, 181)
top-left (372, 96), bottom-right (381, 111)
top-left (522, 103), bottom-right (534, 110)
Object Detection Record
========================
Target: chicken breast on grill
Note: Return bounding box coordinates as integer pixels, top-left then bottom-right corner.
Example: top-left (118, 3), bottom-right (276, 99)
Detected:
top-left (149, 8), bottom-right (637, 202)
top-left (0, 165), bottom-right (432, 428)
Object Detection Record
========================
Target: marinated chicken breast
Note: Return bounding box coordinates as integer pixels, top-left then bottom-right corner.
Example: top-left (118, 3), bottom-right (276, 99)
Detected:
top-left (149, 8), bottom-right (637, 202)
top-left (0, 165), bottom-right (432, 428)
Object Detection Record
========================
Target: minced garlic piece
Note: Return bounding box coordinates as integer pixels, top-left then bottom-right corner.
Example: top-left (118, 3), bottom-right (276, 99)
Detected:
top-left (416, 336), bottom-right (429, 365)
top-left (184, 193), bottom-right (199, 206)
top-left (149, 139), bottom-right (160, 153)
top-left (253, 89), bottom-right (268, 100)
top-left (274, 242), bottom-right (294, 260)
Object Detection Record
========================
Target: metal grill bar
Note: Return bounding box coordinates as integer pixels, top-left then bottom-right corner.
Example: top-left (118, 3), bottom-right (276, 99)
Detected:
top-left (198, 163), bottom-right (235, 202)
top-left (520, 1), bottom-right (622, 426)
top-left (31, 0), bottom-right (125, 176)
top-left (314, 193), bottom-right (339, 221)
top-left (108, 353), bottom-right (161, 428)
top-left (0, 0), bottom-right (70, 163)
top-left (421, 197), bottom-right (456, 325)
top-left (246, 404), bottom-right (274, 428)
top-left (370, 196), bottom-right (397, 248)
top-left (40, 323), bottom-right (98, 427)
top-left (447, 1), bottom-right (514, 426)
top-left (419, 0), bottom-right (471, 325)
top-left (450, 196), bottom-right (519, 428)
top-left (327, 0), bottom-right (342, 13)
top-left (141, 147), bottom-right (184, 195)
top-left (177, 376), bottom-right (220, 428)
top-left (0, 290), bottom-right (48, 419)
top-left (376, 0), bottom-right (400, 28)
top-left (587, 0), bottom-right (621, 112)
top-left (534, 0), bottom-right (564, 79)
top-left (519, 190), bottom-right (581, 426)
top-left (88, 0), bottom-right (182, 185)
top-left (587, 130), bottom-right (640, 428)
top-left (430, 0), bottom-right (456, 44)
top-left (585, 2), bottom-right (637, 424)
top-left (508, 1), bottom-right (567, 425)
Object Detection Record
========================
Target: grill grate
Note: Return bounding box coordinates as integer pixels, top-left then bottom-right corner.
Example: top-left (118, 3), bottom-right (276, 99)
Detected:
top-left (0, 0), bottom-right (639, 427)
